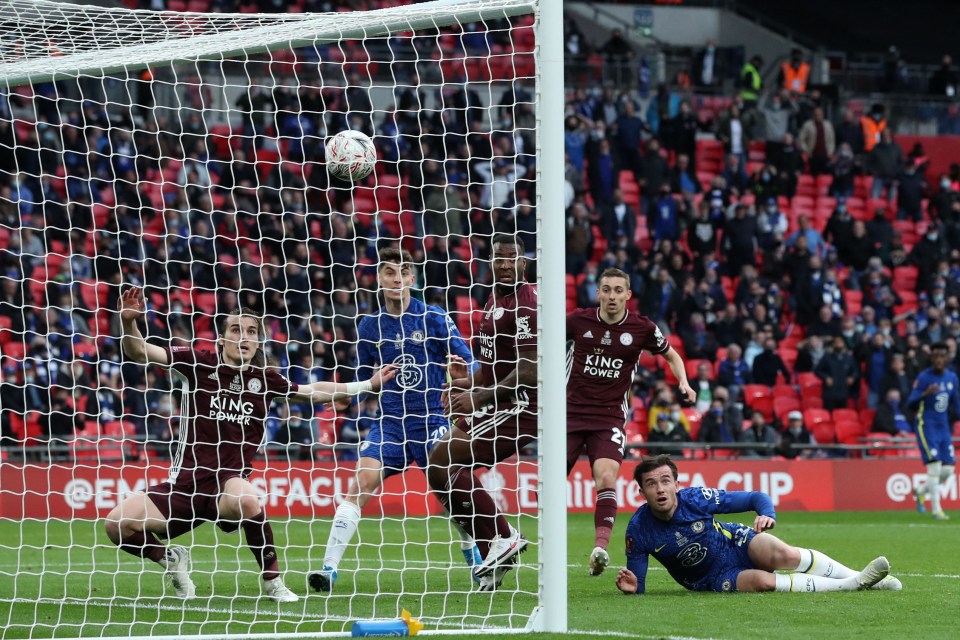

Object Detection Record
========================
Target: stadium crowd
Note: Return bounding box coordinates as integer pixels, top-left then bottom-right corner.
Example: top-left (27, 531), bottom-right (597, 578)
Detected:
top-left (0, 1), bottom-right (958, 462)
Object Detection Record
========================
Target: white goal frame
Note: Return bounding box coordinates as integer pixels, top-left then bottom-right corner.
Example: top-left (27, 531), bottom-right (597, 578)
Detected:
top-left (0, 0), bottom-right (567, 635)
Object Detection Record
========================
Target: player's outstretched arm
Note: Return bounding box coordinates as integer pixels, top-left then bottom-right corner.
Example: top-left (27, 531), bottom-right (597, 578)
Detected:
top-left (660, 346), bottom-right (696, 403)
top-left (290, 364), bottom-right (396, 404)
top-left (119, 286), bottom-right (169, 366)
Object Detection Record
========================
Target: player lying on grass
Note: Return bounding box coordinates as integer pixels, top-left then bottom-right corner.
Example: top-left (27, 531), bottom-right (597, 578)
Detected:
top-left (616, 455), bottom-right (902, 594)
top-left (105, 288), bottom-right (394, 602)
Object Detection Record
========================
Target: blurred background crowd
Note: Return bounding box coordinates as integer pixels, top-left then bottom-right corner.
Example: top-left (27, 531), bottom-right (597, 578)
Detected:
top-left (0, 0), bottom-right (958, 462)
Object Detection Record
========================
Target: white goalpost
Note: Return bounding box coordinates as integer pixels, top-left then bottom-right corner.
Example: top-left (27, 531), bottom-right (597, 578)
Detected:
top-left (0, 0), bottom-right (566, 637)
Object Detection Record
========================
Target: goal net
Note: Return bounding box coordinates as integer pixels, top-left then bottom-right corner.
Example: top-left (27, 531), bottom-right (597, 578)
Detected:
top-left (0, 0), bottom-right (554, 637)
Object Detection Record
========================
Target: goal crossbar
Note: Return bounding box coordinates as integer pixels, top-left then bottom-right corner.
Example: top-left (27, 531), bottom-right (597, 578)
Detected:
top-left (0, 0), bottom-right (536, 86)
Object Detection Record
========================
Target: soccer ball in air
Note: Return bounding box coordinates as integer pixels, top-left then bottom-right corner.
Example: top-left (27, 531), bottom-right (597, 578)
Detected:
top-left (324, 130), bottom-right (376, 181)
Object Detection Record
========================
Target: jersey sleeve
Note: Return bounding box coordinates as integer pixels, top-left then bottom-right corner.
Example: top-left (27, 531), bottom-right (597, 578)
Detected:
top-left (355, 317), bottom-right (377, 382)
top-left (433, 308), bottom-right (477, 372)
top-left (906, 371), bottom-right (927, 411)
top-left (163, 346), bottom-right (203, 385)
top-left (624, 525), bottom-right (649, 595)
top-left (695, 487), bottom-right (776, 519)
top-left (641, 318), bottom-right (669, 356)
top-left (515, 285), bottom-right (538, 352)
top-left (264, 368), bottom-right (294, 402)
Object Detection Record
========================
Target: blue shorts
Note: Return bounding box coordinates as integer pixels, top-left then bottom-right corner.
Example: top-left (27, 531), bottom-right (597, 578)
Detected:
top-left (916, 428), bottom-right (956, 465)
top-left (359, 419), bottom-right (450, 477)
top-left (686, 522), bottom-right (757, 593)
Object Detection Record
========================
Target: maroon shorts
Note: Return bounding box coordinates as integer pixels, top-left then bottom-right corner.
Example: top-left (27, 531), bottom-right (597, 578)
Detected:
top-left (145, 471), bottom-right (242, 538)
top-left (567, 415), bottom-right (626, 472)
top-left (458, 406), bottom-right (537, 467)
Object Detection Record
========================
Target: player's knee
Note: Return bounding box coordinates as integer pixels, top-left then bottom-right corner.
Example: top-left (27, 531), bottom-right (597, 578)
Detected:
top-left (238, 494), bottom-right (261, 519)
top-left (596, 471), bottom-right (618, 490)
top-left (103, 515), bottom-right (121, 542)
top-left (778, 545), bottom-right (801, 568)
top-left (426, 465), bottom-right (449, 491)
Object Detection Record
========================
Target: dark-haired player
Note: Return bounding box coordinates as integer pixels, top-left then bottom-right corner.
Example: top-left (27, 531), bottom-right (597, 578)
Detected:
top-left (428, 234), bottom-right (536, 591)
top-left (567, 268), bottom-right (696, 576)
top-left (104, 287), bottom-right (394, 602)
top-left (309, 248), bottom-right (479, 593)
top-left (907, 342), bottom-right (958, 520)
top-left (617, 455), bottom-right (901, 594)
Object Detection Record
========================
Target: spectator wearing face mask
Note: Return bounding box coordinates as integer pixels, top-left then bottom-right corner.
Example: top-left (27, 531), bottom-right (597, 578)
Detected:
top-left (752, 337), bottom-right (792, 386)
top-left (908, 223), bottom-right (950, 293)
top-left (757, 197), bottom-right (788, 250)
top-left (815, 336), bottom-right (860, 410)
top-left (880, 353), bottom-right (913, 401)
top-left (777, 411), bottom-right (816, 459)
top-left (896, 160), bottom-right (927, 222)
top-left (823, 196), bottom-right (854, 251)
top-left (739, 409), bottom-right (779, 457)
top-left (871, 389), bottom-right (912, 436)
top-left (867, 129), bottom-right (904, 200)
top-left (647, 410), bottom-right (692, 458)
top-left (759, 91), bottom-right (795, 166)
top-left (698, 399), bottom-right (735, 444)
top-left (717, 343), bottom-right (751, 401)
top-left (828, 143), bottom-right (859, 198)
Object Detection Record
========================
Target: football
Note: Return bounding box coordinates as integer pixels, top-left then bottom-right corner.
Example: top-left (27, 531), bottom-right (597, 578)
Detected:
top-left (324, 129), bottom-right (377, 181)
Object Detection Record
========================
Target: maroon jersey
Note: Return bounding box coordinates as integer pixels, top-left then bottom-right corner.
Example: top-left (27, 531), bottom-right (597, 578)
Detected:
top-left (165, 347), bottom-right (293, 485)
top-left (566, 308), bottom-right (667, 428)
top-left (475, 281), bottom-right (538, 415)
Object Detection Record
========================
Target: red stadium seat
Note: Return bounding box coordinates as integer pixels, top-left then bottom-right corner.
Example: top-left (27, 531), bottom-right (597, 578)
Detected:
top-left (835, 420), bottom-right (867, 445)
top-left (742, 384), bottom-right (773, 420)
top-left (772, 384), bottom-right (799, 400)
top-left (832, 408), bottom-right (859, 425)
top-left (774, 396), bottom-right (801, 424)
top-left (682, 408), bottom-right (702, 440)
top-left (804, 408), bottom-right (832, 431)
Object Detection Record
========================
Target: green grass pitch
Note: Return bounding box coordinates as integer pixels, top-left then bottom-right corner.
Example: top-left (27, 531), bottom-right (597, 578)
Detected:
top-left (0, 511), bottom-right (956, 639)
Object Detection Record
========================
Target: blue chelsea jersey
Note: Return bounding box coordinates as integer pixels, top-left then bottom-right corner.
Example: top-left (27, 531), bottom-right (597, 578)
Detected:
top-left (356, 298), bottom-right (475, 425)
top-left (624, 487), bottom-right (775, 593)
top-left (907, 367), bottom-right (960, 436)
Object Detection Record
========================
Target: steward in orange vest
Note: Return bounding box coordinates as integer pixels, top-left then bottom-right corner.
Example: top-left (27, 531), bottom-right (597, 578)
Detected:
top-left (779, 49), bottom-right (811, 93)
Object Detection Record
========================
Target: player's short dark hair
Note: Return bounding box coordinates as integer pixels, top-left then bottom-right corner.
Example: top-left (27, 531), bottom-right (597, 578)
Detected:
top-left (598, 268), bottom-right (630, 286)
top-left (377, 247), bottom-right (414, 272)
top-left (930, 341), bottom-right (949, 353)
top-left (491, 233), bottom-right (524, 256)
top-left (634, 454), bottom-right (678, 485)
top-left (217, 307), bottom-right (267, 368)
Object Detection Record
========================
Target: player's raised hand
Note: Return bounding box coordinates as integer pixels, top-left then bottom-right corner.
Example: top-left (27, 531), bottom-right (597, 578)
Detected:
top-left (923, 383), bottom-right (940, 397)
top-left (616, 568), bottom-right (638, 594)
top-left (678, 381), bottom-right (696, 404)
top-left (753, 515), bottom-right (776, 533)
top-left (118, 286), bottom-right (145, 323)
top-left (369, 364), bottom-right (397, 390)
top-left (446, 354), bottom-right (469, 381)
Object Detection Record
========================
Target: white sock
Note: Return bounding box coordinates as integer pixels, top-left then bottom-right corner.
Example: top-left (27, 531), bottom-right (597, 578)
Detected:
top-left (927, 462), bottom-right (943, 513)
top-left (775, 572), bottom-right (861, 593)
top-left (323, 501), bottom-right (362, 570)
top-left (795, 548), bottom-right (857, 579)
top-left (450, 516), bottom-right (476, 551)
top-left (940, 465), bottom-right (955, 484)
